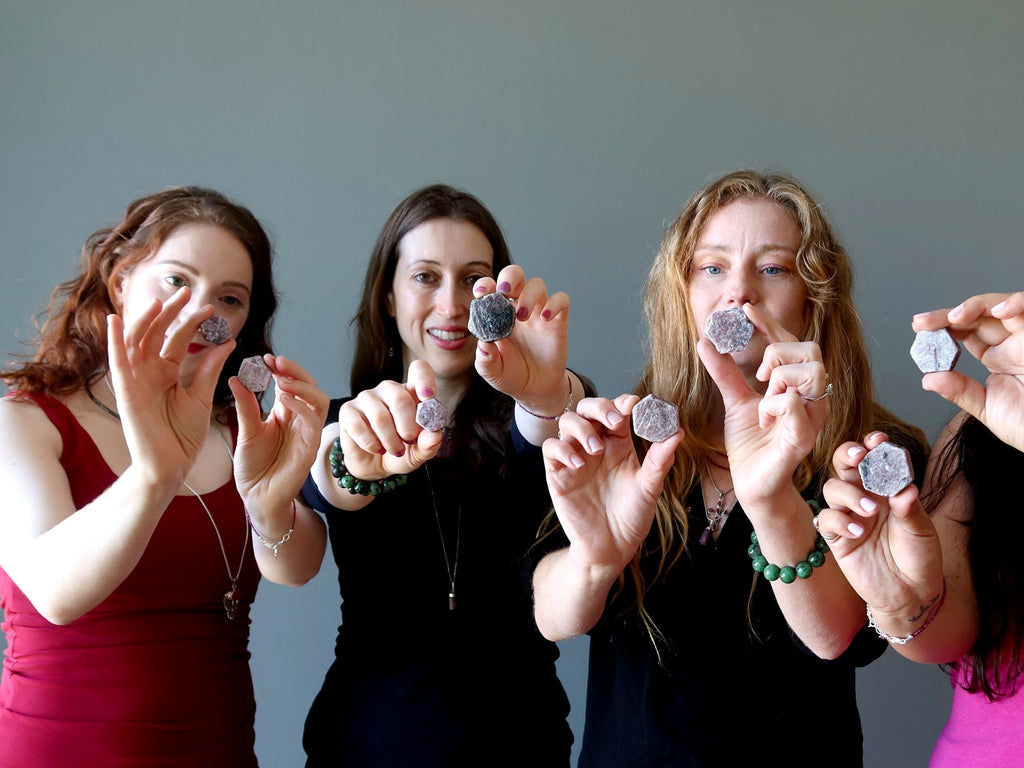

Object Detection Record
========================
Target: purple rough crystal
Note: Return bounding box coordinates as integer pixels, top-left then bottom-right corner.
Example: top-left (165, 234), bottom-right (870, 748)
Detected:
top-left (415, 398), bottom-right (447, 432)
top-left (238, 356), bottom-right (273, 393)
top-left (705, 307), bottom-right (754, 354)
top-left (910, 329), bottom-right (961, 373)
top-left (632, 394), bottom-right (679, 443)
top-left (200, 315), bottom-right (232, 345)
top-left (858, 441), bottom-right (913, 497)
top-left (468, 293), bottom-right (515, 342)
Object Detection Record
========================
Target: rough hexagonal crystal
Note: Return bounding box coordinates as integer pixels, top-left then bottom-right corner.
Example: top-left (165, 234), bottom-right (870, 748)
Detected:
top-left (910, 329), bottom-right (961, 373)
top-left (238, 355), bottom-right (273, 393)
top-left (415, 398), bottom-right (447, 432)
top-left (200, 315), bottom-right (232, 345)
top-left (632, 394), bottom-right (679, 442)
top-left (468, 293), bottom-right (515, 342)
top-left (858, 441), bottom-right (913, 497)
top-left (706, 307), bottom-right (754, 354)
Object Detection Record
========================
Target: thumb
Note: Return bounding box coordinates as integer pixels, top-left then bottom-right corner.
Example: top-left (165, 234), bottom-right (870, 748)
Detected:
top-left (921, 371), bottom-right (986, 423)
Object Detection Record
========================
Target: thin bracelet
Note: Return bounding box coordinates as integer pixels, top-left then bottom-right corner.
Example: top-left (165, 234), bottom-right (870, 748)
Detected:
top-left (246, 499), bottom-right (296, 559)
top-left (516, 373), bottom-right (574, 420)
top-left (866, 578), bottom-right (947, 645)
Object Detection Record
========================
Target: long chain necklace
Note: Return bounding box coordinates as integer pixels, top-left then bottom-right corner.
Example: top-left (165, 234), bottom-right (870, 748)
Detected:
top-left (424, 462), bottom-right (461, 611)
top-left (699, 467), bottom-right (733, 546)
top-left (86, 376), bottom-right (249, 620)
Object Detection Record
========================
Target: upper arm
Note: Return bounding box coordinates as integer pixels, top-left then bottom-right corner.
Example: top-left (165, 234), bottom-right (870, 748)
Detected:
top-left (0, 397), bottom-right (78, 561)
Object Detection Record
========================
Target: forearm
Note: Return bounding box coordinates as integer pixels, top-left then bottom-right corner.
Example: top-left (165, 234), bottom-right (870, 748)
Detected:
top-left (309, 426), bottom-right (376, 512)
top-left (1, 465), bottom-right (179, 625)
top-left (248, 499), bottom-right (326, 586)
top-left (749, 491), bottom-right (868, 658)
top-left (533, 546), bottom-right (618, 641)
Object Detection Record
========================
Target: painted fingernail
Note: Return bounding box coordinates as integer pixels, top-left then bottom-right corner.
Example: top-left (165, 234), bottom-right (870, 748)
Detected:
top-left (848, 446), bottom-right (866, 459)
top-left (395, 448), bottom-right (406, 458)
top-left (948, 303), bottom-right (965, 319)
top-left (542, 309), bottom-right (552, 320)
top-left (993, 300), bottom-right (1007, 314)
top-left (474, 284), bottom-right (487, 295)
top-left (377, 448), bottom-right (387, 456)
top-left (859, 497), bottom-right (877, 513)
top-left (422, 387), bottom-right (435, 398)
top-left (516, 306), bottom-right (529, 321)
top-left (607, 412), bottom-right (623, 426)
top-left (477, 346), bottom-right (490, 357)
top-left (498, 281), bottom-right (511, 293)
top-left (570, 454), bottom-right (585, 469)
top-left (848, 522), bottom-right (864, 537)
top-left (588, 437), bottom-right (603, 453)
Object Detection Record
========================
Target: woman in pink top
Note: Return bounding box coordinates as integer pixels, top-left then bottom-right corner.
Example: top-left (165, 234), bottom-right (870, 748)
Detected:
top-left (817, 290), bottom-right (1024, 765)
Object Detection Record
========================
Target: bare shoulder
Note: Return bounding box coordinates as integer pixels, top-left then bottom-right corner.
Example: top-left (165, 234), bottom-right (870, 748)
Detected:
top-left (0, 392), bottom-right (63, 456)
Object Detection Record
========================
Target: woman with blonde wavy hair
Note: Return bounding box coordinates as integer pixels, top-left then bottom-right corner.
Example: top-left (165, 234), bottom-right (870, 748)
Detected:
top-left (530, 169), bottom-right (927, 766)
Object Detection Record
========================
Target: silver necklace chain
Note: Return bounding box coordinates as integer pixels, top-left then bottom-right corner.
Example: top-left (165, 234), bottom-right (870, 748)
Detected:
top-left (699, 466), bottom-right (734, 546)
top-left (424, 461), bottom-right (461, 611)
top-left (91, 374), bottom-right (249, 619)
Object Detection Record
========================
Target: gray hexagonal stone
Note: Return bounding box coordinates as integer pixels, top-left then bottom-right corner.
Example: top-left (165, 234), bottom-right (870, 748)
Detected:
top-left (910, 329), bottom-right (961, 373)
top-left (632, 394), bottom-right (679, 442)
top-left (858, 441), bottom-right (913, 497)
top-left (706, 307), bottom-right (754, 353)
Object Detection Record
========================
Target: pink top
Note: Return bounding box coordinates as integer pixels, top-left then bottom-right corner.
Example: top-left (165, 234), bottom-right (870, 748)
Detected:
top-left (930, 664), bottom-right (1024, 767)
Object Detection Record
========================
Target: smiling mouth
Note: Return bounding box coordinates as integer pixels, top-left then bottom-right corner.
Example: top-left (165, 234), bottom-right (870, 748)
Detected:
top-left (429, 329), bottom-right (469, 341)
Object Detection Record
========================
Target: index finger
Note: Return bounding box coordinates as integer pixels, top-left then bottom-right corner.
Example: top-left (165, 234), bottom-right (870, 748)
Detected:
top-left (743, 302), bottom-right (800, 345)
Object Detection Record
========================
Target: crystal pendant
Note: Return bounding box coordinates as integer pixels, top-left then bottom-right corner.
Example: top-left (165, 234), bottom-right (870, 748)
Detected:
top-left (223, 584), bottom-right (242, 620)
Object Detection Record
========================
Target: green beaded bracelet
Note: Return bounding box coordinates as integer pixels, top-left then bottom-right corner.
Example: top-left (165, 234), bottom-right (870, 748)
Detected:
top-left (747, 501), bottom-right (828, 583)
top-left (329, 437), bottom-right (407, 496)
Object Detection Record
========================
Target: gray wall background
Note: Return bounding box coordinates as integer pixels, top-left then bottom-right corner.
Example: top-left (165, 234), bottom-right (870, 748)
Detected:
top-left (2, 2), bottom-right (1021, 765)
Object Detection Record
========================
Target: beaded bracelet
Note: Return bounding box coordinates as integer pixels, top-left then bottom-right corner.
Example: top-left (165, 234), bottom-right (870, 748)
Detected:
top-left (748, 530), bottom-right (828, 583)
top-left (246, 499), bottom-right (296, 559)
top-left (329, 437), bottom-right (408, 496)
top-left (866, 578), bottom-right (947, 645)
top-left (515, 373), bottom-right (574, 420)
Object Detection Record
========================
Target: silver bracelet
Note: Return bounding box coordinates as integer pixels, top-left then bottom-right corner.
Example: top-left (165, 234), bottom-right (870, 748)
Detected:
top-left (245, 500), bottom-right (296, 559)
top-left (865, 578), bottom-right (947, 645)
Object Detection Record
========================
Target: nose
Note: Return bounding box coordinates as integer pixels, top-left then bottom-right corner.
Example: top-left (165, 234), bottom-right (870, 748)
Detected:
top-left (436, 279), bottom-right (468, 319)
top-left (724, 266), bottom-right (758, 307)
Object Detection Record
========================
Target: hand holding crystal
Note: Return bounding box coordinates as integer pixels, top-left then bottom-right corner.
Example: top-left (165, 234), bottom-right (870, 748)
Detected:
top-left (472, 264), bottom-right (570, 418)
top-left (913, 291), bottom-right (1024, 452)
top-left (336, 359), bottom-right (445, 479)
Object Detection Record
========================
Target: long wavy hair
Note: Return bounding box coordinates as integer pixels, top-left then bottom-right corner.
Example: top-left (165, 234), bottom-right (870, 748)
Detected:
top-left (626, 169), bottom-right (926, 634)
top-left (5, 186), bottom-right (277, 409)
top-left (349, 183), bottom-right (514, 467)
top-left (923, 415), bottom-right (1024, 700)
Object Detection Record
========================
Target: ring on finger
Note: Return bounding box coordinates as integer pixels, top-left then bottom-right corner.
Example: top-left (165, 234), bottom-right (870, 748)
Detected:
top-left (804, 381), bottom-right (834, 402)
top-left (813, 515), bottom-right (840, 543)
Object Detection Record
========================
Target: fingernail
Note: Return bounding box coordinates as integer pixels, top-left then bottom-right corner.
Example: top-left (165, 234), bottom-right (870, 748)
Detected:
top-left (948, 303), bottom-right (965, 319)
top-left (848, 522), bottom-right (864, 537)
top-left (912, 313), bottom-right (928, 322)
top-left (474, 284), bottom-right (486, 295)
top-left (848, 446), bottom-right (866, 459)
top-left (498, 281), bottom-right (511, 293)
top-left (477, 346), bottom-right (490, 357)
top-left (516, 306), bottom-right (528, 321)
top-left (377, 448), bottom-right (387, 456)
top-left (542, 309), bottom-right (552, 320)
top-left (395, 448), bottom-right (405, 458)
top-left (859, 497), bottom-right (877, 513)
top-left (422, 387), bottom-right (435, 398)
top-left (588, 437), bottom-right (603, 453)
top-left (570, 454), bottom-right (585, 469)
top-left (607, 412), bottom-right (623, 425)
top-left (993, 300), bottom-right (1007, 314)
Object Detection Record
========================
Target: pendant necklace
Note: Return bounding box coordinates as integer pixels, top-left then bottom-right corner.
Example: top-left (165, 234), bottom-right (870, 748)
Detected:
top-left (424, 461), bottom-right (461, 611)
top-left (699, 467), bottom-right (733, 546)
top-left (86, 375), bottom-right (249, 620)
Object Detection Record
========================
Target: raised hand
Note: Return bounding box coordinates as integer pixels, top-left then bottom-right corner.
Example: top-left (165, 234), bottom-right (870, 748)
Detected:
top-left (698, 303), bottom-right (830, 510)
top-left (334, 359), bottom-right (445, 480)
top-left (543, 395), bottom-right (683, 574)
top-left (230, 355), bottom-right (330, 510)
top-left (817, 431), bottom-right (944, 616)
top-left (473, 264), bottom-right (571, 418)
top-left (913, 291), bottom-right (1024, 451)
top-left (106, 286), bottom-right (234, 487)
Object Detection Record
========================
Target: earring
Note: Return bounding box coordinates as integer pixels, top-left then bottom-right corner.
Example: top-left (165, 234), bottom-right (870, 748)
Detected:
top-left (388, 345), bottom-right (396, 358)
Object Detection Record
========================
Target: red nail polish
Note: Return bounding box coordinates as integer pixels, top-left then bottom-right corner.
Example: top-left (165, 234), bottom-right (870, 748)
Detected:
top-left (517, 306), bottom-right (528, 321)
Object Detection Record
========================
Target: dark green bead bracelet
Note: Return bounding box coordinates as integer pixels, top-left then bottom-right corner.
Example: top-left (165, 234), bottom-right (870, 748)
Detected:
top-left (747, 503), bottom-right (828, 583)
top-left (329, 437), bottom-right (407, 496)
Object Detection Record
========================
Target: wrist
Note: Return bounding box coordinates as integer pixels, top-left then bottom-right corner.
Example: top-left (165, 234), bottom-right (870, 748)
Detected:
top-left (516, 372), bottom-right (574, 420)
top-left (867, 579), bottom-right (948, 645)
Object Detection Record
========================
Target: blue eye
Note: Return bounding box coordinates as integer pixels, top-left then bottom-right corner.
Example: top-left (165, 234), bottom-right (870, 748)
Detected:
top-left (164, 275), bottom-right (187, 288)
top-left (701, 265), bottom-right (722, 276)
top-left (762, 266), bottom-right (784, 276)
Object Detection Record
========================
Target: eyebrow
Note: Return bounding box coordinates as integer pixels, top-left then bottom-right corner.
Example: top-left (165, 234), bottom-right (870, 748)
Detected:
top-left (161, 259), bottom-right (252, 295)
top-left (405, 258), bottom-right (494, 271)
top-left (694, 243), bottom-right (797, 255)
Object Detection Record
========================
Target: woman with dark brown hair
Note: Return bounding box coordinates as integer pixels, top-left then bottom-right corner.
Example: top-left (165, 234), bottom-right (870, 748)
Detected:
top-left (530, 169), bottom-right (927, 766)
top-left (0, 186), bottom-right (328, 767)
top-left (301, 183), bottom-right (581, 766)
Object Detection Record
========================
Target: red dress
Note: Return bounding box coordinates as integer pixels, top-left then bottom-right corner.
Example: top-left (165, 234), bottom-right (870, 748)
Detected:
top-left (0, 392), bottom-right (261, 767)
